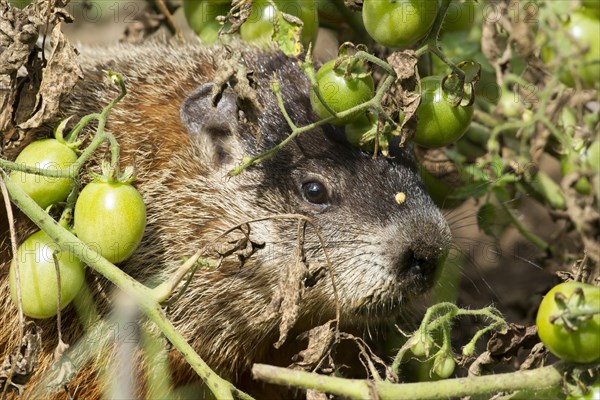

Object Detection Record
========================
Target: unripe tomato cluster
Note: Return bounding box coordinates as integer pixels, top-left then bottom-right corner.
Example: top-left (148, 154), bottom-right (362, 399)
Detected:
top-left (9, 138), bottom-right (146, 319)
top-left (182, 1), bottom-right (475, 151)
top-left (183, 0), bottom-right (318, 47)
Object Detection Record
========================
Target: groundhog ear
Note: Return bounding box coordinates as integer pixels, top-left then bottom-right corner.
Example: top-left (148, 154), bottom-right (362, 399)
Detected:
top-left (180, 83), bottom-right (242, 165)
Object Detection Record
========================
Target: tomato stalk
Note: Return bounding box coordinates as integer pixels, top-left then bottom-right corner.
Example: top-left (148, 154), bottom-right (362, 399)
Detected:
top-left (0, 71), bottom-right (127, 181)
top-left (391, 302), bottom-right (507, 377)
top-left (252, 362), bottom-right (566, 399)
top-left (414, 0), bottom-right (465, 83)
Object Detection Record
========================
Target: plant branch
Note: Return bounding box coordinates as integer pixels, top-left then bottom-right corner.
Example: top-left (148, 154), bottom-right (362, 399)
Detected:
top-left (252, 363), bottom-right (566, 400)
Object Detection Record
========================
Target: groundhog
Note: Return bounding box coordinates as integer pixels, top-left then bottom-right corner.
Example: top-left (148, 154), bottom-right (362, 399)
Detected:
top-left (0, 40), bottom-right (452, 398)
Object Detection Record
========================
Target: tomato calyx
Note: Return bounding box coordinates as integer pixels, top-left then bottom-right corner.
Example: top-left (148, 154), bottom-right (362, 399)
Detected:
top-left (409, 330), bottom-right (436, 357)
top-left (441, 60), bottom-right (480, 107)
top-left (549, 287), bottom-right (599, 333)
top-left (92, 160), bottom-right (136, 185)
top-left (335, 43), bottom-right (373, 82)
top-left (433, 351), bottom-right (456, 378)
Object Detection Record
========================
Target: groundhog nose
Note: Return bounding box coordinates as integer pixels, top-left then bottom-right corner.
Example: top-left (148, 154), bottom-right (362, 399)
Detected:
top-left (405, 248), bottom-right (440, 277)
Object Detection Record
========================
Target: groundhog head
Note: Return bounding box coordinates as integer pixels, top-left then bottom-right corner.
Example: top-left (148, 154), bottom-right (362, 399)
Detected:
top-left (177, 50), bottom-right (452, 325)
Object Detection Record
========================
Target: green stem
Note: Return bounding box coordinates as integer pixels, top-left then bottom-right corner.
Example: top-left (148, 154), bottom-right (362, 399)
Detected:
top-left (474, 109), bottom-right (503, 129)
top-left (415, 0), bottom-right (464, 80)
top-left (0, 159), bottom-right (73, 178)
top-left (554, 307), bottom-right (600, 320)
top-left (252, 363), bottom-right (566, 400)
top-left (499, 201), bottom-right (553, 253)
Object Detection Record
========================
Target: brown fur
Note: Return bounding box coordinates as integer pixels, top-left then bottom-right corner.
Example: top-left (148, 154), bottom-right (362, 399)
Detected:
top-left (0, 40), bottom-right (452, 398)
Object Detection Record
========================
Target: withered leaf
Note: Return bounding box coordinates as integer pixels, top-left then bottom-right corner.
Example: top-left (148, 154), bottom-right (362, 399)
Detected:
top-left (383, 51), bottom-right (420, 143)
top-left (487, 323), bottom-right (538, 357)
top-left (0, 324), bottom-right (42, 395)
top-left (291, 321), bottom-right (336, 370)
top-left (260, 223), bottom-right (309, 349)
top-left (18, 23), bottom-right (82, 129)
top-left (307, 389), bottom-right (331, 400)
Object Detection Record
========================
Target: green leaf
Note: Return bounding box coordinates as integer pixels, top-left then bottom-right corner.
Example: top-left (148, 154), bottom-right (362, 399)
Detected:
top-left (272, 10), bottom-right (303, 57)
top-left (448, 180), bottom-right (490, 200)
top-left (477, 203), bottom-right (496, 236)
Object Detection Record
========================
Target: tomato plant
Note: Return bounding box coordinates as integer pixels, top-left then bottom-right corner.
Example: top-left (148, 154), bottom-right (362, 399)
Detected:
top-left (310, 58), bottom-right (374, 125)
top-left (240, 0), bottom-right (318, 48)
top-left (536, 281), bottom-right (600, 363)
top-left (9, 231), bottom-right (85, 319)
top-left (362, 0), bottom-right (439, 48)
top-left (413, 76), bottom-right (474, 148)
top-left (542, 11), bottom-right (600, 89)
top-left (74, 181), bottom-right (146, 264)
top-left (409, 330), bottom-right (434, 357)
top-left (10, 139), bottom-right (77, 209)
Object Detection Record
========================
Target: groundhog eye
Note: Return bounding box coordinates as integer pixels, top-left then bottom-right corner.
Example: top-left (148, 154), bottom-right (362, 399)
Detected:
top-left (302, 181), bottom-right (329, 205)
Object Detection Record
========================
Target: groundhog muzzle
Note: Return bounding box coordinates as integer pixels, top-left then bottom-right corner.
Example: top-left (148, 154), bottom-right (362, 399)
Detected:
top-left (0, 41), bottom-right (452, 398)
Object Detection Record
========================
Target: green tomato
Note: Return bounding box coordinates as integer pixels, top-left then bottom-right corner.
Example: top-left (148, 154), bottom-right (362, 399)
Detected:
top-left (198, 20), bottom-right (225, 44)
top-left (362, 0), bottom-right (440, 48)
top-left (496, 91), bottom-right (523, 119)
top-left (433, 353), bottom-right (455, 378)
top-left (344, 113), bottom-right (376, 151)
top-left (74, 181), bottom-right (146, 264)
top-left (585, 140), bottom-right (599, 171)
top-left (441, 0), bottom-right (477, 33)
top-left (409, 331), bottom-right (434, 357)
top-left (9, 231), bottom-right (85, 319)
top-left (413, 76), bottom-right (474, 148)
top-left (183, 1), bottom-right (229, 36)
top-left (10, 139), bottom-right (77, 209)
top-left (240, 0), bottom-right (318, 48)
top-left (542, 12), bottom-right (600, 89)
top-left (562, 140), bottom-right (599, 175)
top-left (536, 281), bottom-right (600, 363)
top-left (581, 1), bottom-right (600, 19)
top-left (310, 59), bottom-right (374, 125)
top-left (420, 166), bottom-right (465, 209)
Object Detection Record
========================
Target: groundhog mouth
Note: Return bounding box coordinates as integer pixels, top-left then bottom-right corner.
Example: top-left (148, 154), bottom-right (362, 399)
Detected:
top-left (340, 265), bottom-right (438, 318)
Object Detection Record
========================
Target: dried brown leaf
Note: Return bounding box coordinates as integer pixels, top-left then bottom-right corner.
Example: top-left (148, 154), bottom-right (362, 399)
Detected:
top-left (0, 3), bottom-right (43, 133)
top-left (307, 389), bottom-right (331, 400)
top-left (383, 51), bottom-right (420, 144)
top-left (18, 23), bottom-right (82, 129)
top-left (291, 321), bottom-right (336, 370)
top-left (0, 324), bottom-right (42, 395)
top-left (487, 323), bottom-right (538, 357)
top-left (259, 222), bottom-right (309, 349)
